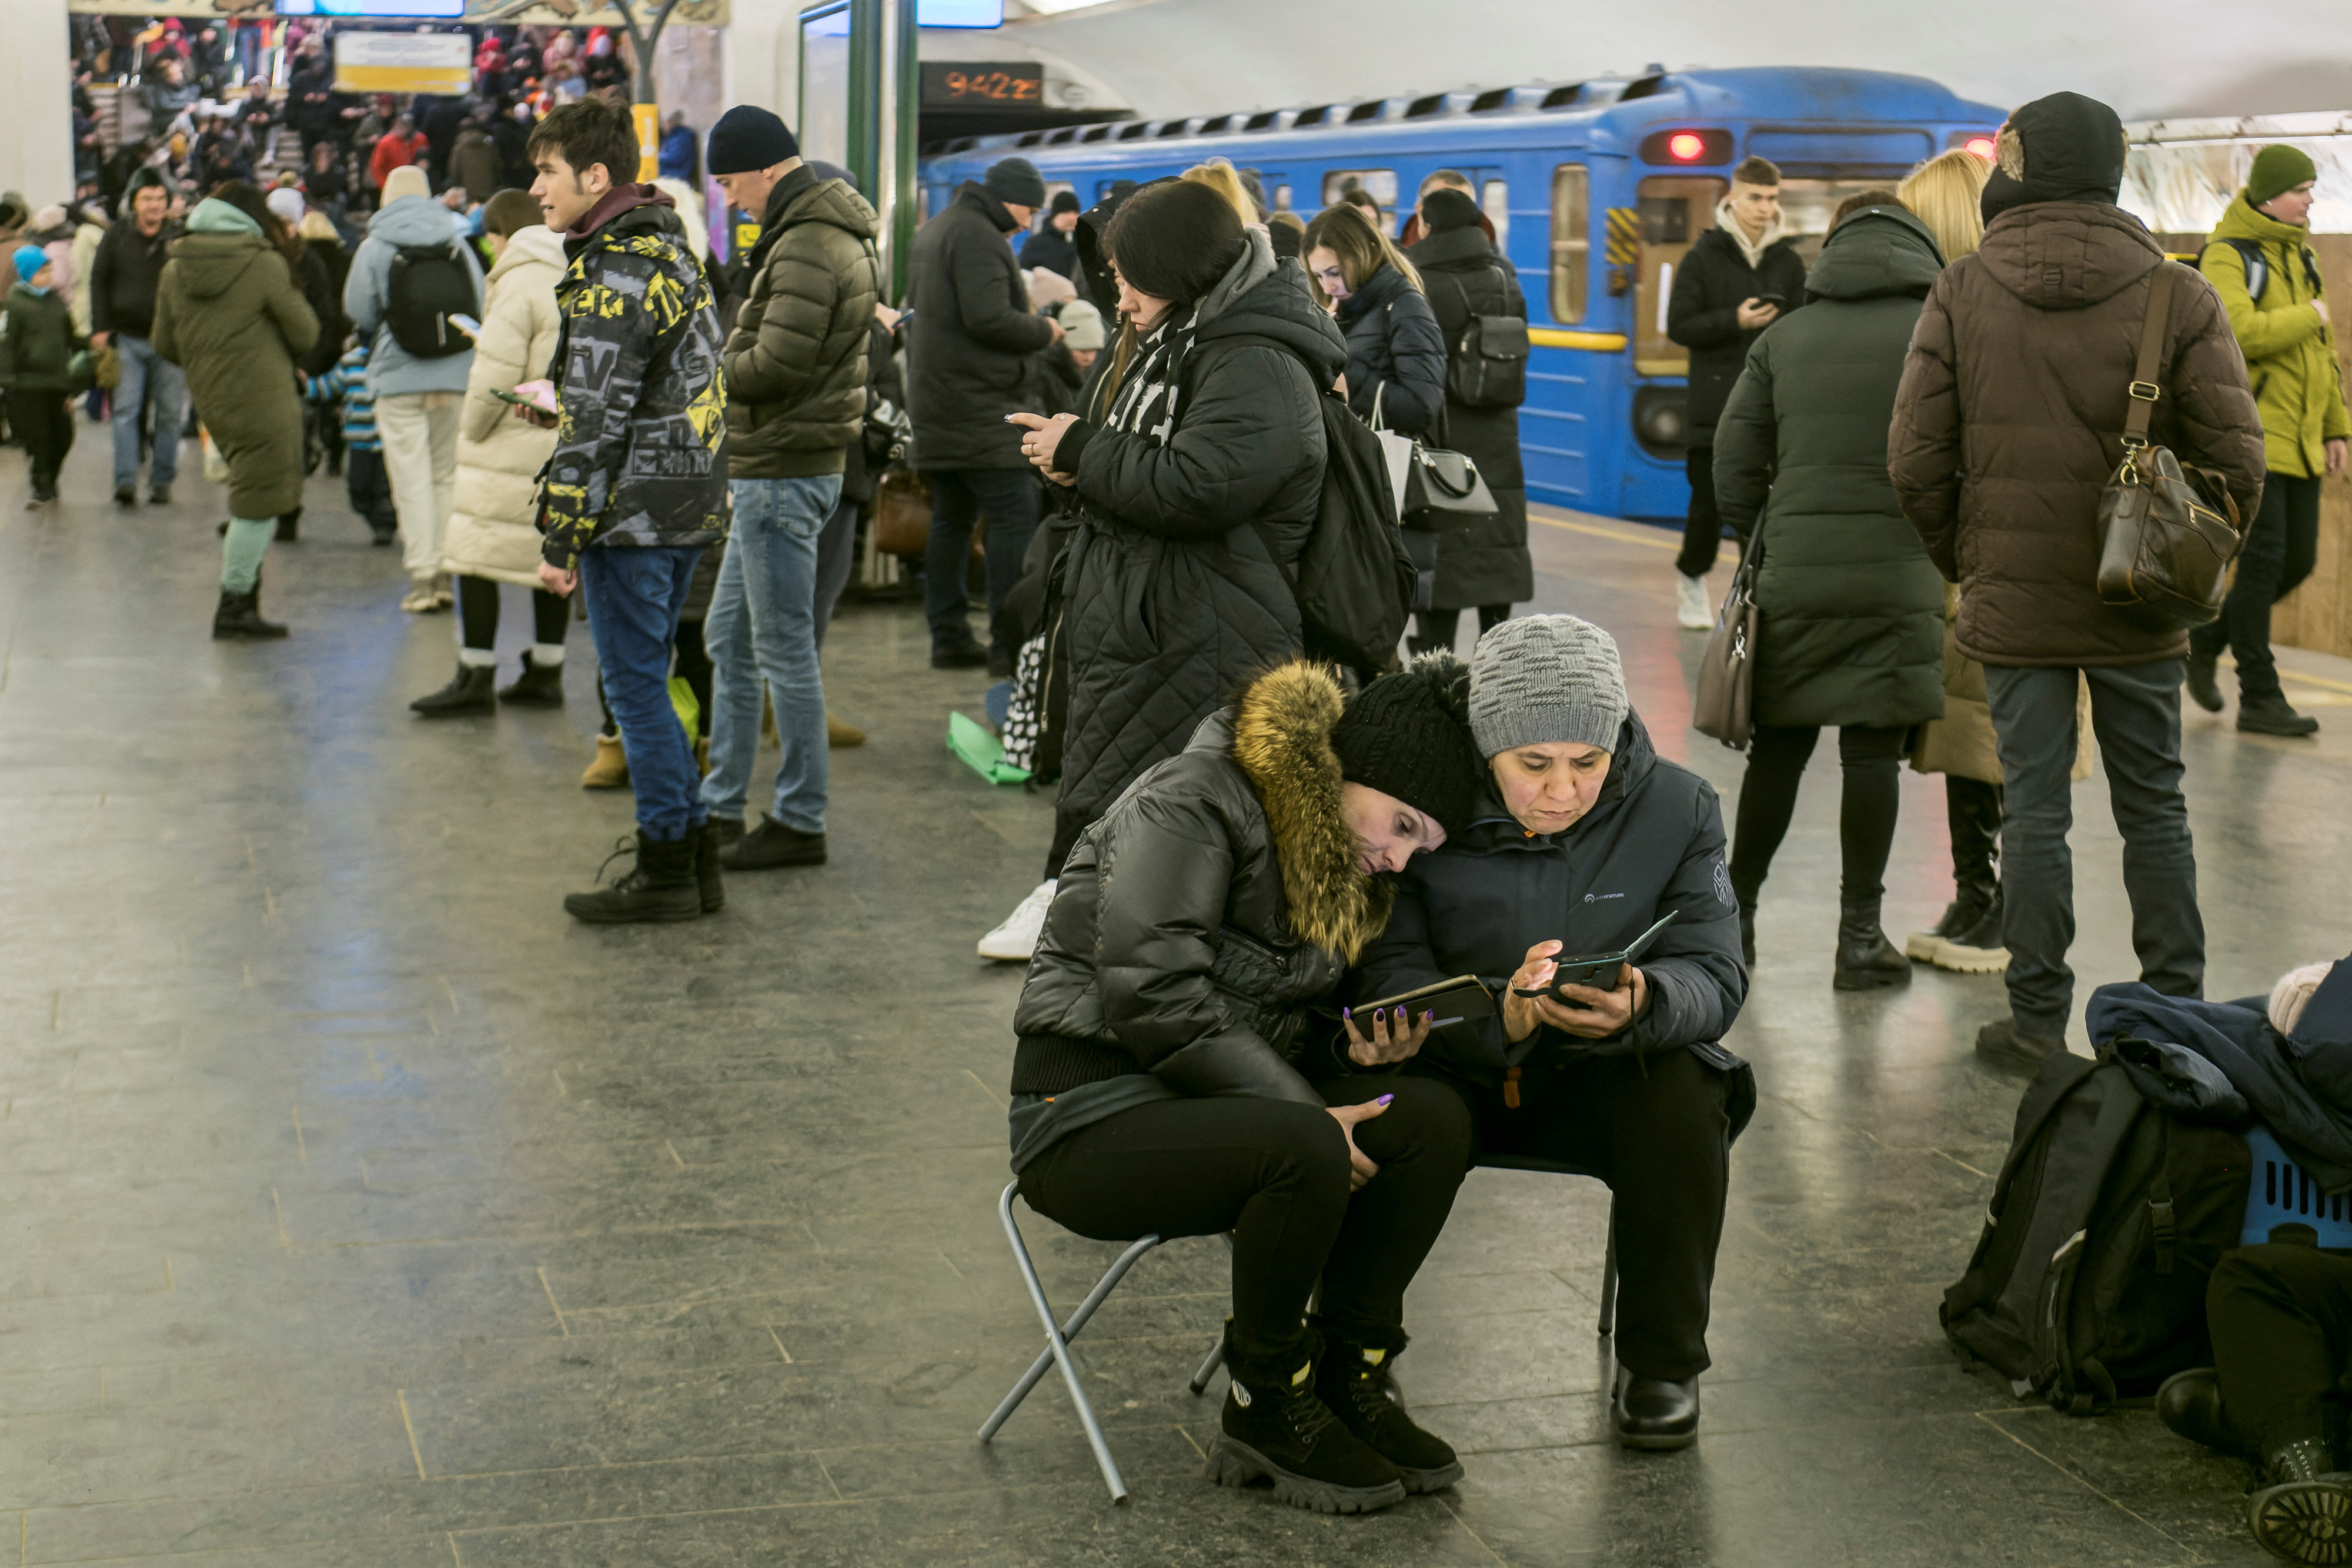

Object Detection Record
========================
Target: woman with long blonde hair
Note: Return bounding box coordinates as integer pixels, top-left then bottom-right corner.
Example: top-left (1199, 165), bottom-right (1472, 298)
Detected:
top-left (1302, 203), bottom-right (1444, 436)
top-left (1181, 158), bottom-right (1262, 227)
top-left (1897, 149), bottom-right (1992, 262)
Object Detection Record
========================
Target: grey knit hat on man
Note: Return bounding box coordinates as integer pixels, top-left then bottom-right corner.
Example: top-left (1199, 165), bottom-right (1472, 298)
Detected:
top-left (1466, 614), bottom-right (1629, 757)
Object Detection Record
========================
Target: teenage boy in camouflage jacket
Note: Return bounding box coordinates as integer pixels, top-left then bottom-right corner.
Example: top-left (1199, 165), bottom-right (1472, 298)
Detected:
top-left (523, 98), bottom-right (729, 923)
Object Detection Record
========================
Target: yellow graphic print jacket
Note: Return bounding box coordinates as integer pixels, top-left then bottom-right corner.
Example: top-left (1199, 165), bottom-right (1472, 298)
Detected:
top-left (540, 190), bottom-right (728, 569)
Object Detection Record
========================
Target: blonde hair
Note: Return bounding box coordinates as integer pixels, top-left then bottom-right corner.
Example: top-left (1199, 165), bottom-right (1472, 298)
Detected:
top-left (1302, 203), bottom-right (1423, 307)
top-left (1899, 149), bottom-right (1991, 261)
top-left (1181, 159), bottom-right (1258, 226)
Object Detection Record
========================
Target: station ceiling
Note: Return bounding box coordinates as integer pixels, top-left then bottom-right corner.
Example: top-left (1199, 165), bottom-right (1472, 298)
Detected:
top-left (990, 0), bottom-right (2352, 125)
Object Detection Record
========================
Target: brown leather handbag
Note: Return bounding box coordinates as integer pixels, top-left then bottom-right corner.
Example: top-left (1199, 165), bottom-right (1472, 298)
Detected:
top-left (871, 469), bottom-right (933, 557)
top-left (2094, 263), bottom-right (2243, 631)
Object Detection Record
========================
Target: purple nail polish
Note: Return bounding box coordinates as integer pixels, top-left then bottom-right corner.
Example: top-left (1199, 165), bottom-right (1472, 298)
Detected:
top-left (1342, 1007), bottom-right (1352, 1019)
top-left (1376, 1094), bottom-right (1395, 1106)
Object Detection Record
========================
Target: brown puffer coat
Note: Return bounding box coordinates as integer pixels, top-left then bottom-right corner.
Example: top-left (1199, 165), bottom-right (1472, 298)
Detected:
top-left (1888, 202), bottom-right (2264, 667)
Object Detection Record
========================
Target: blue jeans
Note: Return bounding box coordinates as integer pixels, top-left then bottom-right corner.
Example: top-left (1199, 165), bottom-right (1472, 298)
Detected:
top-left (700, 475), bottom-right (838, 833)
top-left (923, 467), bottom-right (1040, 656)
top-left (111, 335), bottom-right (185, 489)
top-left (579, 544), bottom-right (707, 844)
top-left (1984, 660), bottom-right (2203, 1038)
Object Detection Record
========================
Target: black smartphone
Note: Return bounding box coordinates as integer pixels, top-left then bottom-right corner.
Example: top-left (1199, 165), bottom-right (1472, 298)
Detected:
top-left (1753, 292), bottom-right (1786, 310)
top-left (1512, 911), bottom-right (1681, 1002)
top-left (1351, 975), bottom-right (1495, 1029)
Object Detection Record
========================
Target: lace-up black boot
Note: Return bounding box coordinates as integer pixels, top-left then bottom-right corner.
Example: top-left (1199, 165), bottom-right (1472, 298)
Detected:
top-left (1205, 1336), bottom-right (1406, 1514)
top-left (2250, 1437), bottom-right (2352, 1564)
top-left (1314, 1327), bottom-right (1461, 1493)
top-left (562, 834), bottom-right (702, 924)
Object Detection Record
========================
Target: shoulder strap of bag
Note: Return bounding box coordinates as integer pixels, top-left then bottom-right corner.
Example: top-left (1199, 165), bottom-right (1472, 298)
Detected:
top-left (2122, 264), bottom-right (2176, 454)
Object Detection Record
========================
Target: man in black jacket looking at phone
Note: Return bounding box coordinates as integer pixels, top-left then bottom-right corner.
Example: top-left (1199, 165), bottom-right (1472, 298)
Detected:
top-left (1665, 156), bottom-right (1809, 627)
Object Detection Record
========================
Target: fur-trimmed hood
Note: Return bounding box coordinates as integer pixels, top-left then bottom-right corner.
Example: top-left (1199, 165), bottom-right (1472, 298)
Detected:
top-left (1225, 661), bottom-right (1391, 962)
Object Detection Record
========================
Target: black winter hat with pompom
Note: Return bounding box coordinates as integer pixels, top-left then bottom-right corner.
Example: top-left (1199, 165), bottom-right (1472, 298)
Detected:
top-left (1328, 653), bottom-right (1485, 837)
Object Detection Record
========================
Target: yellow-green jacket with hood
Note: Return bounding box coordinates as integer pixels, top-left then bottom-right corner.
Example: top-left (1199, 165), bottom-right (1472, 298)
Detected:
top-left (2201, 193), bottom-right (2351, 477)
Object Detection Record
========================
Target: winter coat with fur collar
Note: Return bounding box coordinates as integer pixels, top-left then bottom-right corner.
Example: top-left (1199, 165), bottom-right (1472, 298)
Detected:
top-left (1011, 662), bottom-right (1389, 1102)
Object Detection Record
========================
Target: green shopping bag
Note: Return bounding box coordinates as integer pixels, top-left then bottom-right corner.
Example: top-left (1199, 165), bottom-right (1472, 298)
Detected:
top-left (668, 676), bottom-right (699, 738)
top-left (947, 711), bottom-right (1029, 785)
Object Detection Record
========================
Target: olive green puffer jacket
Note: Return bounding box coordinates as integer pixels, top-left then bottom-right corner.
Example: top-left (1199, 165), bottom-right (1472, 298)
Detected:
top-left (2201, 193), bottom-right (2351, 480)
top-left (721, 166), bottom-right (881, 478)
top-left (1714, 206), bottom-right (1947, 730)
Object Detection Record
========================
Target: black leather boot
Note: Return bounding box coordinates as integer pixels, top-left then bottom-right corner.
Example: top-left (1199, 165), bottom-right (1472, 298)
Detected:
top-left (2240, 694), bottom-right (2321, 737)
top-left (2155, 1367), bottom-right (2246, 1458)
top-left (562, 834), bottom-right (703, 924)
top-left (1975, 1017), bottom-right (2065, 1069)
top-left (1314, 1328), bottom-right (1462, 1493)
top-left (2249, 1436), bottom-right (2352, 1564)
top-left (693, 821), bottom-right (726, 914)
top-left (1612, 1366), bottom-right (1700, 1450)
top-left (497, 651), bottom-right (567, 707)
top-left (2184, 651), bottom-right (2224, 713)
top-left (1932, 888), bottom-right (2009, 974)
top-left (1206, 1338), bottom-right (1406, 1514)
top-left (410, 663), bottom-right (496, 715)
top-left (212, 583), bottom-right (288, 640)
top-left (720, 816), bottom-right (827, 870)
top-left (1832, 899), bottom-right (1909, 991)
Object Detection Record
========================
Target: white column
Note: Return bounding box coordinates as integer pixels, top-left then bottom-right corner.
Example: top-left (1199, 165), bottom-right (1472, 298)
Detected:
top-left (1, 3), bottom-right (74, 208)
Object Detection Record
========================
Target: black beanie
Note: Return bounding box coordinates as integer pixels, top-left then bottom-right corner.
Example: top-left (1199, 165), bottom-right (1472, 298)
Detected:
top-left (707, 105), bottom-right (798, 176)
top-left (1050, 189), bottom-right (1081, 215)
top-left (1421, 186), bottom-right (1483, 233)
top-left (984, 157), bottom-right (1048, 209)
top-left (1328, 654), bottom-right (1485, 838)
top-left (1980, 91), bottom-right (2125, 225)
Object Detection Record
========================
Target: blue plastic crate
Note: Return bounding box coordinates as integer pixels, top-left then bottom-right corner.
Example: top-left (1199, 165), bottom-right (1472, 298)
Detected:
top-left (2244, 1124), bottom-right (2352, 1248)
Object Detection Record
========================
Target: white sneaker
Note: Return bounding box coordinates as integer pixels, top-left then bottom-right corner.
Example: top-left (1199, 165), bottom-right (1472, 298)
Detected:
top-left (1676, 573), bottom-right (1714, 630)
top-left (978, 878), bottom-right (1057, 962)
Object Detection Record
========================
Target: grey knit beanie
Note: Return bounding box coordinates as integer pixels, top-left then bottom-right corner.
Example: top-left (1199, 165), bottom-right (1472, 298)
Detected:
top-left (1467, 615), bottom-right (1628, 757)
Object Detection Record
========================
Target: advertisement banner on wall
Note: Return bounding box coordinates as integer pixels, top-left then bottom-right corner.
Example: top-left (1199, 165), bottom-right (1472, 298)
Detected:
top-left (333, 31), bottom-right (469, 95)
top-left (65, 1), bottom-right (730, 24)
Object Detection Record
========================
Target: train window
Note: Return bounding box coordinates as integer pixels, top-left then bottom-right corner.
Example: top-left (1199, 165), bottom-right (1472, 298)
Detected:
top-left (1275, 185), bottom-right (1293, 212)
top-left (1549, 165), bottom-right (1589, 325)
top-left (1322, 169), bottom-right (1398, 216)
top-left (1481, 179), bottom-right (1508, 254)
top-left (1776, 178), bottom-right (1910, 263)
top-left (1632, 174), bottom-right (1729, 376)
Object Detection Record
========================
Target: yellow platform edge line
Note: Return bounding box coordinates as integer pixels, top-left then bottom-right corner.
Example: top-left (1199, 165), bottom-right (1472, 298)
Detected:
top-left (1530, 510), bottom-right (1679, 551)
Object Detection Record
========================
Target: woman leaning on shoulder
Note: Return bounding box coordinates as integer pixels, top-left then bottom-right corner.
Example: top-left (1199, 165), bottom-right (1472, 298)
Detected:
top-left (1011, 656), bottom-right (1489, 1514)
top-left (1351, 615), bottom-right (1753, 1452)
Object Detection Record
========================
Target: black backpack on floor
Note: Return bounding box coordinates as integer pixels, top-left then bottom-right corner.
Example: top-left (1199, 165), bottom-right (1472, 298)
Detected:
top-left (385, 241), bottom-right (476, 359)
top-left (1940, 1049), bottom-right (2250, 1415)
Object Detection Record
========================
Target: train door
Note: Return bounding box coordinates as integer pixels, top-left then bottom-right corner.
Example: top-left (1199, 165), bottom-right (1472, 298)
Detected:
top-left (1622, 172), bottom-right (1728, 519)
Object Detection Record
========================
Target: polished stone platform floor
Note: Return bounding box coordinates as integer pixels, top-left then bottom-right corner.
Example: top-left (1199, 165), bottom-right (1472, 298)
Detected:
top-left (1, 430), bottom-right (2343, 1566)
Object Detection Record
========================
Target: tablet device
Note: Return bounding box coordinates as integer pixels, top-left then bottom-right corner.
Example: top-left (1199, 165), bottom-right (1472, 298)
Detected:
top-left (1351, 975), bottom-right (1495, 1030)
top-left (1512, 911), bottom-right (1680, 1001)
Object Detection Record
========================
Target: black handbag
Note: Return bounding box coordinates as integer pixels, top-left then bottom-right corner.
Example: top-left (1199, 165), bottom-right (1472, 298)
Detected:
top-left (1374, 389), bottom-right (1500, 533)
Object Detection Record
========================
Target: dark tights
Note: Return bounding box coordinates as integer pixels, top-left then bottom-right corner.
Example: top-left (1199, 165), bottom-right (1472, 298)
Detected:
top-left (1730, 723), bottom-right (1907, 906)
top-left (1413, 603), bottom-right (1510, 653)
top-left (456, 574), bottom-right (570, 653)
top-left (1016, 1075), bottom-right (1471, 1366)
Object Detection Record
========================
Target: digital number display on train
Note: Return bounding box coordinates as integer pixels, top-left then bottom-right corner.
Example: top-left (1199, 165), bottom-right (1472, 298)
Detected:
top-left (921, 62), bottom-right (1044, 107)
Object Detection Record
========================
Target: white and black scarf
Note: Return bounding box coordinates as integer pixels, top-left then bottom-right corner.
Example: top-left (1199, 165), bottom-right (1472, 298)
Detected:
top-left (1100, 304), bottom-right (1206, 448)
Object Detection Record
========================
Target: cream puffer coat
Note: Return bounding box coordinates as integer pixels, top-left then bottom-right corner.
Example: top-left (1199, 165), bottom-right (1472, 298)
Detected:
top-left (442, 223), bottom-right (566, 587)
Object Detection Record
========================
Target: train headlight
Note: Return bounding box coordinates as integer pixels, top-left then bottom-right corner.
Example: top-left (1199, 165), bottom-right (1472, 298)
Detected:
top-left (1965, 136), bottom-right (1996, 160)
top-left (1633, 389), bottom-right (1688, 457)
top-left (1638, 128), bottom-right (1732, 165)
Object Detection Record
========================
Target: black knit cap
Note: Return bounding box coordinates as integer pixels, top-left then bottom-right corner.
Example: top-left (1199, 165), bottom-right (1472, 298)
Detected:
top-left (1328, 653), bottom-right (1485, 837)
top-left (707, 105), bottom-right (799, 176)
top-left (1049, 189), bottom-right (1081, 215)
top-left (984, 157), bottom-right (1048, 209)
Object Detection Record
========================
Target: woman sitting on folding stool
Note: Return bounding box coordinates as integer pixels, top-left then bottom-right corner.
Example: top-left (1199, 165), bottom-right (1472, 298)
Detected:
top-left (1009, 656), bottom-right (1488, 1514)
top-left (1353, 614), bottom-right (1755, 1450)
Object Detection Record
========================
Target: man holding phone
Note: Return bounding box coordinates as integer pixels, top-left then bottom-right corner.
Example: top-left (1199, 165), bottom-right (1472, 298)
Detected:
top-left (1665, 155), bottom-right (1809, 628)
top-left (522, 98), bottom-right (730, 923)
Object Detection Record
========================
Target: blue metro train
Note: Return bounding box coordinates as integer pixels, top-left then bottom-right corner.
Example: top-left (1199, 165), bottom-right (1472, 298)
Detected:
top-left (918, 66), bottom-right (2003, 521)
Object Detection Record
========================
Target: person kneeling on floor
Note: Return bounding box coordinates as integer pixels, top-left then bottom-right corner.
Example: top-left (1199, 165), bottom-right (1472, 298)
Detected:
top-left (1354, 614), bottom-right (1756, 1450)
top-left (1008, 657), bottom-right (1488, 1514)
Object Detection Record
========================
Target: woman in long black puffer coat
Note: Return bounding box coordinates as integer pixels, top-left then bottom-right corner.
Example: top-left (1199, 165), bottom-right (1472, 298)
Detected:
top-left (1009, 179), bottom-right (1347, 885)
top-left (1404, 186), bottom-right (1532, 651)
top-left (1304, 204), bottom-right (1445, 437)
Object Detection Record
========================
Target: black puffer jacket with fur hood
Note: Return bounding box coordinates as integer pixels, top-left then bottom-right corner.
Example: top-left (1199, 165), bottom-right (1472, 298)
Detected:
top-left (1011, 662), bottom-right (1391, 1102)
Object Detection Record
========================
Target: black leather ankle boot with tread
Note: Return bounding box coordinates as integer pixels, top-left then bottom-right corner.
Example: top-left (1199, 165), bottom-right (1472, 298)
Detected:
top-left (1206, 1343), bottom-right (1406, 1514)
top-left (1314, 1330), bottom-right (1462, 1493)
top-left (562, 835), bottom-right (703, 924)
top-left (2249, 1436), bottom-right (2352, 1564)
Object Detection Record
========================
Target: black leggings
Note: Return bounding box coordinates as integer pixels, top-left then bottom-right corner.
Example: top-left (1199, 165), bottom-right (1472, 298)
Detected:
top-left (1016, 1074), bottom-right (1471, 1366)
top-left (1677, 444), bottom-right (1723, 579)
top-left (1413, 604), bottom-right (1509, 653)
top-left (1730, 723), bottom-right (1907, 906)
top-left (2209, 1243), bottom-right (2352, 1455)
top-left (456, 574), bottom-right (570, 653)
